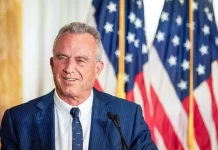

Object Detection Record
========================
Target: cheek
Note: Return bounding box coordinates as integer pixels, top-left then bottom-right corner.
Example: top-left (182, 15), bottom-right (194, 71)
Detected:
top-left (86, 66), bottom-right (97, 79)
top-left (53, 68), bottom-right (63, 86)
top-left (52, 65), bottom-right (64, 80)
top-left (53, 64), bottom-right (63, 73)
top-left (79, 66), bottom-right (93, 79)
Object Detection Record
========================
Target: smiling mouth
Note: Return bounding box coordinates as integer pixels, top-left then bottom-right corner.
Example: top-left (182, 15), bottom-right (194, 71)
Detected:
top-left (63, 77), bottom-right (77, 81)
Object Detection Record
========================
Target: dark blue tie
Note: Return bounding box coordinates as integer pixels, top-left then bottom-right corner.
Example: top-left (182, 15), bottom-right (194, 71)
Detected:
top-left (70, 108), bottom-right (83, 150)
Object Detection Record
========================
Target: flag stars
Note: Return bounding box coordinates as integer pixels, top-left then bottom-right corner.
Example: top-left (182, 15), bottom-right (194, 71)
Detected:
top-left (204, 6), bottom-right (213, 21)
top-left (192, 1), bottom-right (198, 11)
top-left (202, 25), bottom-right (210, 35)
top-left (127, 32), bottom-right (139, 48)
top-left (196, 64), bottom-right (205, 76)
top-left (179, 0), bottom-right (184, 5)
top-left (135, 18), bottom-right (142, 28)
top-left (204, 7), bottom-right (209, 13)
top-left (175, 15), bottom-right (182, 26)
top-left (199, 44), bottom-right (208, 55)
top-left (107, 2), bottom-right (117, 13)
top-left (115, 49), bottom-right (119, 57)
top-left (207, 13), bottom-right (213, 21)
top-left (184, 40), bottom-right (191, 51)
top-left (156, 31), bottom-right (165, 42)
top-left (136, 0), bottom-right (142, 9)
top-left (172, 35), bottom-right (180, 47)
top-left (177, 80), bottom-right (188, 90)
top-left (128, 12), bottom-right (136, 23)
top-left (143, 27), bottom-right (146, 33)
top-left (142, 44), bottom-right (148, 54)
top-left (127, 32), bottom-right (135, 43)
top-left (215, 37), bottom-right (218, 46)
top-left (104, 22), bottom-right (113, 33)
top-left (124, 73), bottom-right (130, 83)
top-left (181, 59), bottom-right (190, 71)
top-left (168, 55), bottom-right (177, 66)
top-left (186, 22), bottom-right (195, 31)
top-left (161, 11), bottom-right (169, 22)
top-left (134, 39), bottom-right (140, 48)
top-left (125, 53), bottom-right (133, 63)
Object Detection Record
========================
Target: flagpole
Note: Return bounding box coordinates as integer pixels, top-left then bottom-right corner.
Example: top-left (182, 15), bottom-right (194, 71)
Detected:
top-left (116, 0), bottom-right (126, 98)
top-left (188, 0), bottom-right (194, 149)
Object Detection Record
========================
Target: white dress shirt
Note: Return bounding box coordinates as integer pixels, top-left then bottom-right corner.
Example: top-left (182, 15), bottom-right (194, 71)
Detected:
top-left (54, 90), bottom-right (93, 150)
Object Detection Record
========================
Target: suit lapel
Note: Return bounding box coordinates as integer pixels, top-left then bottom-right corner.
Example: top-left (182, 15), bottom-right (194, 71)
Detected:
top-left (32, 89), bottom-right (116, 150)
top-left (34, 90), bottom-right (55, 150)
top-left (89, 89), bottom-right (111, 150)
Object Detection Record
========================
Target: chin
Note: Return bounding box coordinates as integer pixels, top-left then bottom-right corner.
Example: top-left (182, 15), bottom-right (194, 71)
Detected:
top-left (63, 88), bottom-right (78, 96)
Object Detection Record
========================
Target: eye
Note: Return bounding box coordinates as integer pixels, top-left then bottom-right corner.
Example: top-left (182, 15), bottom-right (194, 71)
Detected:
top-left (55, 55), bottom-right (68, 63)
top-left (76, 59), bottom-right (84, 63)
top-left (58, 56), bottom-right (68, 60)
top-left (76, 59), bottom-right (86, 65)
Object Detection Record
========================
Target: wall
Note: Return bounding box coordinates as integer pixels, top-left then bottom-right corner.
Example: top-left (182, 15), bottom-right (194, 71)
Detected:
top-left (22, 0), bottom-right (218, 102)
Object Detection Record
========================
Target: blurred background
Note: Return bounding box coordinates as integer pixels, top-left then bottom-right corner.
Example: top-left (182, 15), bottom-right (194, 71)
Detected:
top-left (1, 0), bottom-right (218, 149)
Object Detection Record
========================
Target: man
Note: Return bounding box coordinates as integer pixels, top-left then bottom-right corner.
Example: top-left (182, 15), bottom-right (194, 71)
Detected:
top-left (1, 22), bottom-right (157, 150)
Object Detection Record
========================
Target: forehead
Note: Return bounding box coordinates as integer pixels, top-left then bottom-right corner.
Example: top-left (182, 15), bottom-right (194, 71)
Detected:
top-left (53, 33), bottom-right (97, 54)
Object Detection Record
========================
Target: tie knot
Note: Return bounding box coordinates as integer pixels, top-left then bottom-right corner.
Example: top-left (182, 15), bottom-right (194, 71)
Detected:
top-left (70, 107), bottom-right (80, 119)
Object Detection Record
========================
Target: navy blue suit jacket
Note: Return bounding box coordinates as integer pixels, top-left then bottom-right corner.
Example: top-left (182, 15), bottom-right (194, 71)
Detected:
top-left (1, 89), bottom-right (157, 150)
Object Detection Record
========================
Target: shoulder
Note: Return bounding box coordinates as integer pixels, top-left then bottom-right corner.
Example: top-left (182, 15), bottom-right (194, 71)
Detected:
top-left (3, 90), bottom-right (54, 121)
top-left (93, 88), bottom-right (140, 112)
top-left (94, 88), bottom-right (138, 104)
top-left (107, 93), bottom-right (138, 108)
top-left (7, 97), bottom-right (40, 116)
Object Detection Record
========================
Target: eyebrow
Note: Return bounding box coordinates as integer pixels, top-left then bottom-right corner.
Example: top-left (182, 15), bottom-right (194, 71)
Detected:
top-left (54, 53), bottom-right (89, 61)
top-left (54, 53), bottom-right (68, 57)
top-left (75, 56), bottom-right (89, 61)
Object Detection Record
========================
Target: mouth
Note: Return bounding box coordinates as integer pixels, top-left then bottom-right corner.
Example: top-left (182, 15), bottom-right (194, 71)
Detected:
top-left (63, 77), bottom-right (77, 81)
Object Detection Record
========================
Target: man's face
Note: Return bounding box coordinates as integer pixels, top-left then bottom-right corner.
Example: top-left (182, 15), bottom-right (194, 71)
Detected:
top-left (50, 33), bottom-right (103, 101)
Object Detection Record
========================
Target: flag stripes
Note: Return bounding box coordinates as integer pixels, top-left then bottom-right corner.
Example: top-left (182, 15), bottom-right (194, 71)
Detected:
top-left (89, 0), bottom-right (218, 149)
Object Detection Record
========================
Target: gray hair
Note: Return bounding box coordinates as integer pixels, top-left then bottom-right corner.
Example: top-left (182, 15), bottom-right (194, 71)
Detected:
top-left (53, 22), bottom-right (102, 61)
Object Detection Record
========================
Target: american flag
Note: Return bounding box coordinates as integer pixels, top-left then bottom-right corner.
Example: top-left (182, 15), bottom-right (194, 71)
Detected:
top-left (148, 0), bottom-right (218, 149)
top-left (87, 0), bottom-right (148, 117)
top-left (88, 0), bottom-right (218, 149)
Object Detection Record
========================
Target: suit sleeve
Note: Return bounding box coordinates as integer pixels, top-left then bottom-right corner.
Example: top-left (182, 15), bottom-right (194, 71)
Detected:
top-left (130, 105), bottom-right (158, 150)
top-left (1, 109), bottom-right (18, 150)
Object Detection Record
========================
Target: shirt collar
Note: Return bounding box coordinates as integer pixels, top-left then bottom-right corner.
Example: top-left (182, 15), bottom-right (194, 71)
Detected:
top-left (54, 89), bottom-right (93, 119)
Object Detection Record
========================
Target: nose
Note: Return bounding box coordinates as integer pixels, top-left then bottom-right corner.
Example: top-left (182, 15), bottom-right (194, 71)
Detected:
top-left (63, 58), bottom-right (76, 74)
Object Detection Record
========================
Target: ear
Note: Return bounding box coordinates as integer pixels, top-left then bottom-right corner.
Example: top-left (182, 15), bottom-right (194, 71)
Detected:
top-left (95, 61), bottom-right (104, 77)
top-left (50, 57), bottom-right (54, 71)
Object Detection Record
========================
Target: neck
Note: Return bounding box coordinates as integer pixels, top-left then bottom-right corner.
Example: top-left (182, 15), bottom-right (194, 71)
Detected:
top-left (57, 91), bottom-right (91, 106)
top-left (62, 97), bottom-right (85, 106)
